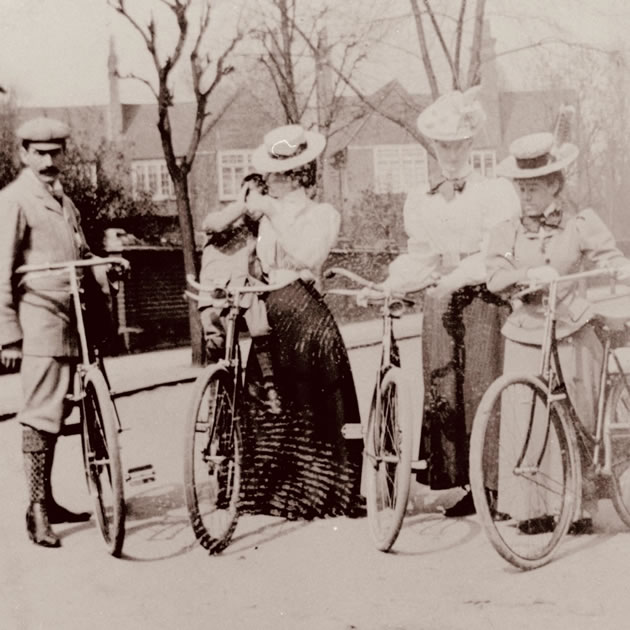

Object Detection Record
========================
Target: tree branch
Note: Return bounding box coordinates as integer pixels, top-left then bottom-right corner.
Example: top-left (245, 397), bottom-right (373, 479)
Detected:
top-left (466, 0), bottom-right (486, 88)
top-left (408, 0), bottom-right (439, 99)
top-left (453, 0), bottom-right (467, 88)
top-left (421, 0), bottom-right (458, 88)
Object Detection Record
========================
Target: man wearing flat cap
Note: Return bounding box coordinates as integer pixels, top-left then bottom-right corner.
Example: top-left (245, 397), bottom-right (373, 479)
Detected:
top-left (0, 117), bottom-right (92, 548)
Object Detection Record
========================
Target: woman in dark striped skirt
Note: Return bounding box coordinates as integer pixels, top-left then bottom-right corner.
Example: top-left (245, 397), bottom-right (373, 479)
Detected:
top-left (371, 87), bottom-right (520, 516)
top-left (237, 124), bottom-right (363, 519)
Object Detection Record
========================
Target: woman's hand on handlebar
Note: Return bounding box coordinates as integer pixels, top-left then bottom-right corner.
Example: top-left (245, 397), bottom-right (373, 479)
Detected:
top-left (356, 285), bottom-right (386, 307)
top-left (526, 265), bottom-right (559, 284)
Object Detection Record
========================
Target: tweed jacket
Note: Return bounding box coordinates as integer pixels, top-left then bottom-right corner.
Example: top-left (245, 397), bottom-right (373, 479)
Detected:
top-left (486, 207), bottom-right (629, 345)
top-left (0, 168), bottom-right (89, 357)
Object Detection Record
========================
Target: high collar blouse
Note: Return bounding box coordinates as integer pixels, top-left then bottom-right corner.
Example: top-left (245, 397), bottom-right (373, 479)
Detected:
top-left (486, 207), bottom-right (629, 343)
top-left (249, 188), bottom-right (340, 285)
top-left (386, 172), bottom-right (520, 291)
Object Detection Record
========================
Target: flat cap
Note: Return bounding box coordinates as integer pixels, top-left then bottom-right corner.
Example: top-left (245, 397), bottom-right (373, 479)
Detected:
top-left (16, 117), bottom-right (70, 148)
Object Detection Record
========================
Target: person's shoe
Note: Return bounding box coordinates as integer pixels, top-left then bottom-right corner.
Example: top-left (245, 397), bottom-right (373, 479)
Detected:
top-left (263, 386), bottom-right (282, 415)
top-left (48, 502), bottom-right (91, 525)
top-left (26, 503), bottom-right (61, 548)
top-left (517, 515), bottom-right (555, 535)
top-left (443, 490), bottom-right (475, 517)
top-left (567, 517), bottom-right (593, 535)
top-left (485, 488), bottom-right (511, 522)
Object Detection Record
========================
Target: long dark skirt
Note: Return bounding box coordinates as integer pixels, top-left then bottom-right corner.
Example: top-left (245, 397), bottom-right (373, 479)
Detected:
top-left (416, 284), bottom-right (508, 490)
top-left (239, 279), bottom-right (363, 519)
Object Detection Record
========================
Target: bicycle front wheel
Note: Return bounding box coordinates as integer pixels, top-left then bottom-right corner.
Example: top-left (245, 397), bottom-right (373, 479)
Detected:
top-left (605, 378), bottom-right (630, 528)
top-left (183, 364), bottom-right (241, 554)
top-left (469, 374), bottom-right (579, 570)
top-left (364, 367), bottom-right (413, 552)
top-left (80, 367), bottom-right (126, 557)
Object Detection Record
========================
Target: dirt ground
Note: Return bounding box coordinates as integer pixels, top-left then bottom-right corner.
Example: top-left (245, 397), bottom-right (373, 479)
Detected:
top-left (2, 339), bottom-right (630, 630)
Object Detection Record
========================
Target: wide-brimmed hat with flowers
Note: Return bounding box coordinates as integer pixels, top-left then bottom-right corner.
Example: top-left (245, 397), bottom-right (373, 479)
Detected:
top-left (251, 124), bottom-right (326, 173)
top-left (416, 86), bottom-right (486, 142)
top-left (497, 132), bottom-right (579, 179)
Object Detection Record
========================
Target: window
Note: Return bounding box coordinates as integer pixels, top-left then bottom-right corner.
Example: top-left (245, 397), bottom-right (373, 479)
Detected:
top-left (373, 144), bottom-right (428, 194)
top-left (132, 160), bottom-right (175, 200)
top-left (470, 149), bottom-right (496, 177)
top-left (218, 150), bottom-right (254, 200)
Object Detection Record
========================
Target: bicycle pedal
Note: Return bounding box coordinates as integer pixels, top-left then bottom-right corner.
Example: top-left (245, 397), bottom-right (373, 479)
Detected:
top-left (125, 464), bottom-right (156, 486)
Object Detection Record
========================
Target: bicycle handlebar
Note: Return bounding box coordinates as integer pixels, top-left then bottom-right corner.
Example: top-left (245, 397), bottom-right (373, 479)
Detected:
top-left (512, 266), bottom-right (625, 301)
top-left (16, 256), bottom-right (129, 275)
top-left (185, 274), bottom-right (293, 301)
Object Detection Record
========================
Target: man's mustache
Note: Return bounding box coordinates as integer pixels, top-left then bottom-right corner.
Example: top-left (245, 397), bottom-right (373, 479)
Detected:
top-left (40, 167), bottom-right (59, 176)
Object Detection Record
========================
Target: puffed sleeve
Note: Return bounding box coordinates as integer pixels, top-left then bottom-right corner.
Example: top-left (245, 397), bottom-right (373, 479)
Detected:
top-left (0, 195), bottom-right (25, 346)
top-left (265, 200), bottom-right (340, 270)
top-left (576, 208), bottom-right (628, 268)
top-left (486, 218), bottom-right (529, 294)
top-left (385, 188), bottom-right (440, 291)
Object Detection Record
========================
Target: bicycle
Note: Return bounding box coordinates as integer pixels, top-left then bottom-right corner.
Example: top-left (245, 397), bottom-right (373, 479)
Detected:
top-left (469, 267), bottom-right (630, 570)
top-left (324, 267), bottom-right (425, 552)
top-left (15, 256), bottom-right (130, 557)
top-left (183, 275), bottom-right (290, 554)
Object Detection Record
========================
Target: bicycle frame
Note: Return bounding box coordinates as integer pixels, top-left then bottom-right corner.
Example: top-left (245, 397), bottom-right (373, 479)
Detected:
top-left (514, 267), bottom-right (630, 477)
top-left (16, 256), bottom-right (128, 427)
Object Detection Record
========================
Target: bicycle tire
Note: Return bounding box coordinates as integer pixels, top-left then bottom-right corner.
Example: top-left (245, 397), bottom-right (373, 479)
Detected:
top-left (469, 373), bottom-right (579, 570)
top-left (183, 363), bottom-right (242, 554)
top-left (80, 367), bottom-right (126, 557)
top-left (364, 366), bottom-right (413, 552)
top-left (605, 378), bottom-right (630, 528)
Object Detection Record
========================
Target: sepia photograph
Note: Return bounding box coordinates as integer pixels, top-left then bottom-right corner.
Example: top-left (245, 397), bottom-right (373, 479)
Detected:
top-left (1, 1), bottom-right (630, 628)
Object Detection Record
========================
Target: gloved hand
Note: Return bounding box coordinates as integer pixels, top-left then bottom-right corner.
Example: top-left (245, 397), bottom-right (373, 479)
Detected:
top-left (614, 263), bottom-right (630, 281)
top-left (431, 269), bottom-right (469, 300)
top-left (526, 265), bottom-right (559, 284)
top-left (356, 285), bottom-right (387, 307)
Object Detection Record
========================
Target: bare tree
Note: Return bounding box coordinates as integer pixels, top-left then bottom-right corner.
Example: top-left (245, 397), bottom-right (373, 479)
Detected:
top-left (109, 0), bottom-right (244, 364)
top-left (249, 1), bottom-right (376, 153)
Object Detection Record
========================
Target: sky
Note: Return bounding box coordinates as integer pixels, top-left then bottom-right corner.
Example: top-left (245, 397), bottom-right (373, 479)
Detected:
top-left (1, 0), bottom-right (629, 107)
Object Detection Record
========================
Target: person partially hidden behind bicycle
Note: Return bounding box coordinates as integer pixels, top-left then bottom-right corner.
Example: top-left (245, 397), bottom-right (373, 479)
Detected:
top-left (198, 172), bottom-right (281, 414)
top-left (0, 118), bottom-right (112, 548)
top-left (485, 130), bottom-right (630, 535)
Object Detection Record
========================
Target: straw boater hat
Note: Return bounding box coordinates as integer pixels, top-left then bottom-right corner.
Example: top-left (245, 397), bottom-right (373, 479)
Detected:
top-left (416, 86), bottom-right (487, 142)
top-left (496, 132), bottom-right (579, 179)
top-left (16, 117), bottom-right (70, 149)
top-left (251, 124), bottom-right (326, 173)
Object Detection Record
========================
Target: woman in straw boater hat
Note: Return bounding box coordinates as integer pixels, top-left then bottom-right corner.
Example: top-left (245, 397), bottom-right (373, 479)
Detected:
top-left (235, 124), bottom-right (364, 519)
top-left (371, 87), bottom-right (520, 517)
top-left (486, 131), bottom-right (630, 534)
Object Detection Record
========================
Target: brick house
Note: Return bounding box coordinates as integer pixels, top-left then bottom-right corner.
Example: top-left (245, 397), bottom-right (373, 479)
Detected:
top-left (14, 42), bottom-right (576, 352)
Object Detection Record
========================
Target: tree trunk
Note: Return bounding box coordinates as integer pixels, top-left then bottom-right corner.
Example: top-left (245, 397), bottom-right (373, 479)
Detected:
top-left (173, 175), bottom-right (204, 366)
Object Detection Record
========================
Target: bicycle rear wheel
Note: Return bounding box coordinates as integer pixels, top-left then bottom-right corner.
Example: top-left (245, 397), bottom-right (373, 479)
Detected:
top-left (364, 367), bottom-right (413, 552)
top-left (469, 374), bottom-right (579, 570)
top-left (184, 364), bottom-right (241, 554)
top-left (80, 367), bottom-right (126, 557)
top-left (605, 378), bottom-right (630, 528)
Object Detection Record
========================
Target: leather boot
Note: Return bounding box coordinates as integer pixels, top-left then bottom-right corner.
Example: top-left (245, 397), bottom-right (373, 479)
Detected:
top-left (22, 427), bottom-right (61, 548)
top-left (26, 502), bottom-right (61, 548)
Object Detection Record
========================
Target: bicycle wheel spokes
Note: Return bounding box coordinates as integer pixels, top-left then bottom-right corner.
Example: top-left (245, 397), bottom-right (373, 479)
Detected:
top-left (80, 369), bottom-right (126, 557)
top-left (607, 379), bottom-right (630, 528)
top-left (365, 367), bottom-right (413, 552)
top-left (470, 375), bottom-right (578, 570)
top-left (184, 365), bottom-right (241, 554)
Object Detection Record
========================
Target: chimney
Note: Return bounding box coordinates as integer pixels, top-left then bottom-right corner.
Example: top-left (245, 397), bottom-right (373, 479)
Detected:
top-left (107, 36), bottom-right (123, 142)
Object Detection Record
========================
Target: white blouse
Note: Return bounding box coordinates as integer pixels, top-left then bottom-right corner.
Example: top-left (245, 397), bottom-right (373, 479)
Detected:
top-left (248, 188), bottom-right (340, 285)
top-left (386, 172), bottom-right (520, 291)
